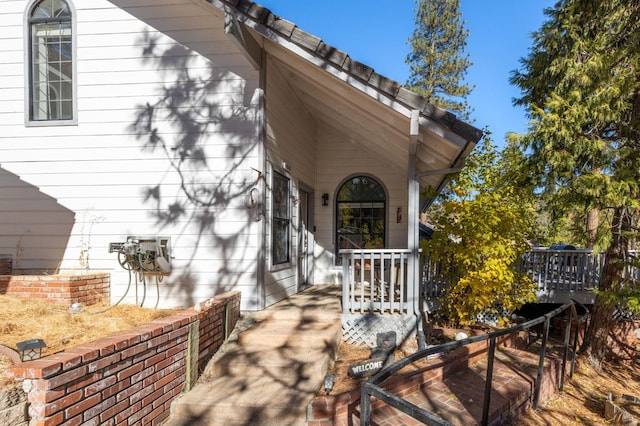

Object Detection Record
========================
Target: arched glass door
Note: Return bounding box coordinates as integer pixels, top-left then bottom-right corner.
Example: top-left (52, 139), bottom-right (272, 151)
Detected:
top-left (335, 176), bottom-right (386, 263)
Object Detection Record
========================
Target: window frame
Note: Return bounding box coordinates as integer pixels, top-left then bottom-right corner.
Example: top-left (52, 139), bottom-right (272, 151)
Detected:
top-left (335, 175), bottom-right (387, 264)
top-left (24, 0), bottom-right (77, 126)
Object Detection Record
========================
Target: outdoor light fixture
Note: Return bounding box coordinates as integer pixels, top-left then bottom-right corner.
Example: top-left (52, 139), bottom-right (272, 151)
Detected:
top-left (322, 193), bottom-right (329, 206)
top-left (324, 374), bottom-right (335, 395)
top-left (16, 339), bottom-right (47, 361)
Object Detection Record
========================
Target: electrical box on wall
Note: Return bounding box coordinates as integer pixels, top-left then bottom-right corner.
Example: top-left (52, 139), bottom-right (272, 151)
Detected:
top-left (109, 236), bottom-right (172, 275)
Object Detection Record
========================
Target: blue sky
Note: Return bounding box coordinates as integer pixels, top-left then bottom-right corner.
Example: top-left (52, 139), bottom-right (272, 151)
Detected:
top-left (257, 0), bottom-right (556, 148)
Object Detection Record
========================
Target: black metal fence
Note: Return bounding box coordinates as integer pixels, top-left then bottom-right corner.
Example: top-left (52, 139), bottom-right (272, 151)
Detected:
top-left (360, 302), bottom-right (582, 425)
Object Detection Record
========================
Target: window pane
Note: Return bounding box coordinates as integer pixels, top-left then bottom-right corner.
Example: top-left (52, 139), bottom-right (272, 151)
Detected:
top-left (335, 176), bottom-right (386, 262)
top-left (272, 172), bottom-right (290, 265)
top-left (32, 0), bottom-right (71, 19)
top-left (29, 1), bottom-right (72, 122)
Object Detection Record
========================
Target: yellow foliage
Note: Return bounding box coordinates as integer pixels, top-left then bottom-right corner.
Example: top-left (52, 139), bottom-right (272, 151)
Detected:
top-left (423, 137), bottom-right (538, 325)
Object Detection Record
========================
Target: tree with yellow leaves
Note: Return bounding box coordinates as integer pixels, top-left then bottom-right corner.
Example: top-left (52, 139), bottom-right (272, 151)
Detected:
top-left (422, 135), bottom-right (537, 326)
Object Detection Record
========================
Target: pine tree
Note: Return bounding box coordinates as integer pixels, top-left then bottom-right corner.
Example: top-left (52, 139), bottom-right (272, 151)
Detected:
top-left (405, 0), bottom-right (474, 120)
top-left (511, 0), bottom-right (640, 368)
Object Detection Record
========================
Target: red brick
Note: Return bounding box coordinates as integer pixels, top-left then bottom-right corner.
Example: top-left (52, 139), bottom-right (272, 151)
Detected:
top-left (126, 403), bottom-right (153, 425)
top-left (146, 333), bottom-right (169, 348)
top-left (101, 377), bottom-right (131, 400)
top-left (66, 372), bottom-right (101, 394)
top-left (162, 376), bottom-right (185, 396)
top-left (161, 342), bottom-right (187, 361)
top-left (116, 362), bottom-right (143, 381)
top-left (141, 408), bottom-right (163, 425)
top-left (149, 407), bottom-right (170, 426)
top-left (63, 346), bottom-right (100, 363)
top-left (87, 352), bottom-right (121, 372)
top-left (131, 366), bottom-right (155, 384)
top-left (114, 401), bottom-right (141, 424)
top-left (64, 392), bottom-right (101, 418)
top-left (99, 398), bottom-right (130, 423)
top-left (131, 347), bottom-right (156, 366)
top-left (103, 359), bottom-right (132, 377)
top-left (59, 414), bottom-right (83, 426)
top-left (141, 369), bottom-right (162, 388)
top-left (156, 351), bottom-right (186, 372)
top-left (116, 381), bottom-right (142, 402)
top-left (154, 372), bottom-right (177, 390)
top-left (28, 388), bottom-right (66, 404)
top-left (143, 352), bottom-right (166, 369)
top-left (29, 412), bottom-right (64, 426)
top-left (82, 396), bottom-right (115, 421)
top-left (84, 375), bottom-right (117, 396)
top-left (43, 365), bottom-right (90, 390)
top-left (142, 388), bottom-right (164, 407)
top-left (7, 359), bottom-right (62, 379)
top-left (30, 389), bottom-right (82, 418)
top-left (129, 384), bottom-right (155, 405)
top-left (120, 341), bottom-right (148, 359)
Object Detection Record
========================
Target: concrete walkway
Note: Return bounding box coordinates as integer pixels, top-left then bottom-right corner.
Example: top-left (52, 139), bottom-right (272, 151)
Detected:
top-left (166, 285), bottom-right (564, 425)
top-left (166, 285), bottom-right (343, 426)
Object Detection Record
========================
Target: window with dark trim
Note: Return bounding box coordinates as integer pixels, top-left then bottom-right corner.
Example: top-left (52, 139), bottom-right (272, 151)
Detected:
top-left (28, 0), bottom-right (73, 122)
top-left (272, 171), bottom-right (291, 265)
top-left (335, 176), bottom-right (386, 262)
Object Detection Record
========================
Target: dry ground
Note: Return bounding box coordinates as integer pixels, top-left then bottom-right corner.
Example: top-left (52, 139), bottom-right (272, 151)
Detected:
top-left (515, 356), bottom-right (640, 425)
top-left (0, 295), bottom-right (181, 387)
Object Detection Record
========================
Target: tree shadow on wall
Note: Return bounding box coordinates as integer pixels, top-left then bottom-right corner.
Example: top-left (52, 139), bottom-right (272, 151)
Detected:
top-left (127, 30), bottom-right (265, 308)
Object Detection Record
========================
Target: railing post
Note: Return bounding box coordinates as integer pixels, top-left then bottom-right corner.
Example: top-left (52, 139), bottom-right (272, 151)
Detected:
top-left (559, 302), bottom-right (575, 392)
top-left (533, 315), bottom-right (551, 408)
top-left (342, 251), bottom-right (350, 314)
top-left (481, 336), bottom-right (496, 426)
top-left (361, 382), bottom-right (372, 425)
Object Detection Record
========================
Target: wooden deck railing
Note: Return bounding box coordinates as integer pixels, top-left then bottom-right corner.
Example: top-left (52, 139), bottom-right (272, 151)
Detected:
top-left (421, 249), bottom-right (603, 305)
top-left (344, 248), bottom-right (640, 316)
top-left (522, 249), bottom-right (602, 303)
top-left (340, 249), bottom-right (417, 315)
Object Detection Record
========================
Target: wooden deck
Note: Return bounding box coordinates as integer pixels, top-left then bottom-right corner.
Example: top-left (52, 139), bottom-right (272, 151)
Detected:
top-left (343, 248), bottom-right (640, 313)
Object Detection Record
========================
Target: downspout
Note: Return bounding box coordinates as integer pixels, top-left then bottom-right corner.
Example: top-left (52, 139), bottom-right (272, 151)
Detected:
top-left (408, 110), bottom-right (426, 350)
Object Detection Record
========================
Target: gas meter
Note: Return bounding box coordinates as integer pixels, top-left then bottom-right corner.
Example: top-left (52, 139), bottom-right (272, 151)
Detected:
top-left (109, 236), bottom-right (172, 275)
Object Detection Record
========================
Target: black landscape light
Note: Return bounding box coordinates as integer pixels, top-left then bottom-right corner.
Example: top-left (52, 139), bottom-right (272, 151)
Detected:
top-left (16, 339), bottom-right (47, 361)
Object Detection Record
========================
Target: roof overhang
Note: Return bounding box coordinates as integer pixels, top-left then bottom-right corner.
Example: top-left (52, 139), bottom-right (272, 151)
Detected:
top-left (107, 0), bottom-right (483, 201)
top-left (213, 0), bottom-right (483, 196)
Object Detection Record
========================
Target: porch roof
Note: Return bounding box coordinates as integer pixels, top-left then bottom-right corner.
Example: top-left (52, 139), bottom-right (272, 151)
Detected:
top-left (109, 0), bottom-right (483, 202)
top-left (219, 0), bottom-right (483, 201)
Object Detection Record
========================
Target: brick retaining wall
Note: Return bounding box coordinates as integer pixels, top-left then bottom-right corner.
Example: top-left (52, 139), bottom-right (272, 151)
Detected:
top-left (0, 274), bottom-right (110, 307)
top-left (4, 291), bottom-right (240, 426)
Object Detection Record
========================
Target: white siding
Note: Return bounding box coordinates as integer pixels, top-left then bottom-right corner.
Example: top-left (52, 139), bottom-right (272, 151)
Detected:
top-left (263, 58), bottom-right (410, 290)
top-left (313, 126), bottom-right (409, 285)
top-left (263, 56), bottom-right (317, 306)
top-left (0, 0), bottom-right (262, 310)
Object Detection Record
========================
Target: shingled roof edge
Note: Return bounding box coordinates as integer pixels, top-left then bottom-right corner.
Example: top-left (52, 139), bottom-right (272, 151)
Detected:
top-left (220, 0), bottom-right (483, 144)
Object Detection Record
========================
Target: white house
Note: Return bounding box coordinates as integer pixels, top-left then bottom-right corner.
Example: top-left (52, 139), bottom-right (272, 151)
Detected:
top-left (0, 0), bottom-right (482, 313)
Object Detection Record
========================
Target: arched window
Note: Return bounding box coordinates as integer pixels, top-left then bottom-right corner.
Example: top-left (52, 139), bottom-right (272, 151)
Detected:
top-left (28, 0), bottom-right (74, 122)
top-left (335, 176), bottom-right (386, 261)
